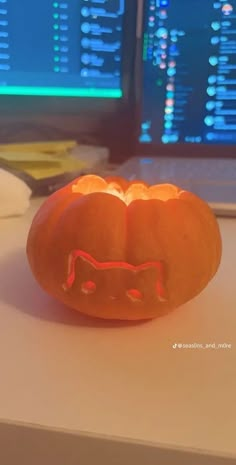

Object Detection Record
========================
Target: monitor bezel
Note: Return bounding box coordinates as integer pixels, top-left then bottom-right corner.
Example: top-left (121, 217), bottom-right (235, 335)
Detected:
top-left (0, 1), bottom-right (136, 117)
top-left (135, 0), bottom-right (236, 160)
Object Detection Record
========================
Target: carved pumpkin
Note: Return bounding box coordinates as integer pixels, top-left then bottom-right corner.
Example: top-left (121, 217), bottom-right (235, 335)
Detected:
top-left (26, 174), bottom-right (222, 320)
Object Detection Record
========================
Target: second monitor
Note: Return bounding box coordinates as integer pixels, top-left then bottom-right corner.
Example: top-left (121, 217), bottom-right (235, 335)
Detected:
top-left (0, 0), bottom-right (126, 99)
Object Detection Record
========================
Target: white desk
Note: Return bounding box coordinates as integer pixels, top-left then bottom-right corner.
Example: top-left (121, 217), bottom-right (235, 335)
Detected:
top-left (0, 199), bottom-right (236, 465)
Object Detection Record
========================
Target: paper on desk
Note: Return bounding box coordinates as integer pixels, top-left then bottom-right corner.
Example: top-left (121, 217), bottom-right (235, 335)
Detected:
top-left (0, 151), bottom-right (60, 162)
top-left (0, 151), bottom-right (86, 180)
top-left (0, 140), bottom-right (77, 153)
top-left (0, 168), bottom-right (32, 218)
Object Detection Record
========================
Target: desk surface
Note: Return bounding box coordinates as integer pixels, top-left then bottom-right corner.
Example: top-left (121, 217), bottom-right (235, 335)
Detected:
top-left (0, 199), bottom-right (236, 459)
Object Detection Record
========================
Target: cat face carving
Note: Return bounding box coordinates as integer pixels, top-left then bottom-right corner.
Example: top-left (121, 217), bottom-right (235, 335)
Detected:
top-left (62, 249), bottom-right (168, 305)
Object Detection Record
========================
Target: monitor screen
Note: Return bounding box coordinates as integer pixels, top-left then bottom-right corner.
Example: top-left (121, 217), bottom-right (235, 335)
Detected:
top-left (0, 0), bottom-right (125, 99)
top-left (139, 0), bottom-right (236, 145)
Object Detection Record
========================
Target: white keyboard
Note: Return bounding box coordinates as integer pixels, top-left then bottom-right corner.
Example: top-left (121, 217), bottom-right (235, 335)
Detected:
top-left (116, 156), bottom-right (236, 183)
top-left (115, 156), bottom-right (236, 217)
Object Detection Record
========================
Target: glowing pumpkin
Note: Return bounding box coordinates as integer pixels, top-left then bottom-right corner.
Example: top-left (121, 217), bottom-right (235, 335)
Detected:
top-left (26, 175), bottom-right (222, 320)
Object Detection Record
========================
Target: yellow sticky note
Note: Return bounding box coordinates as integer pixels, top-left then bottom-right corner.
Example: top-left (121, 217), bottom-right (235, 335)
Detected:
top-left (0, 140), bottom-right (77, 153)
top-left (26, 159), bottom-right (85, 180)
top-left (0, 151), bottom-right (86, 180)
top-left (0, 151), bottom-right (59, 162)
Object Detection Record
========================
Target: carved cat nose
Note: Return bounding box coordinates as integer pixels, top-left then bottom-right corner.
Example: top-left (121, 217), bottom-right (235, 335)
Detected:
top-left (109, 290), bottom-right (143, 303)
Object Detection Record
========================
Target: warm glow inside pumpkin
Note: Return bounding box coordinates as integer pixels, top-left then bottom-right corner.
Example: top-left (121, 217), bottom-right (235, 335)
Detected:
top-left (26, 174), bottom-right (222, 321)
top-left (72, 175), bottom-right (181, 204)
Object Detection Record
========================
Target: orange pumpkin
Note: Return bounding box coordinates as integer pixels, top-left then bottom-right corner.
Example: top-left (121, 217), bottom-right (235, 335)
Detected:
top-left (26, 174), bottom-right (222, 320)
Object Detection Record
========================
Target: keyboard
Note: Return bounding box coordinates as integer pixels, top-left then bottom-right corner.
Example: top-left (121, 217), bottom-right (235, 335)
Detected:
top-left (117, 156), bottom-right (236, 183)
top-left (115, 156), bottom-right (236, 217)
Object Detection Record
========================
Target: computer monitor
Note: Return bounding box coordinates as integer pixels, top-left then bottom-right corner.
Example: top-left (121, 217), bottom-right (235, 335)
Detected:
top-left (0, 0), bottom-right (137, 161)
top-left (137, 0), bottom-right (236, 158)
top-left (0, 0), bottom-right (138, 124)
top-left (0, 0), bottom-right (126, 98)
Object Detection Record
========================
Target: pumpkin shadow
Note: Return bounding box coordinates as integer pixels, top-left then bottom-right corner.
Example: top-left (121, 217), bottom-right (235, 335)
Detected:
top-left (0, 248), bottom-right (149, 328)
